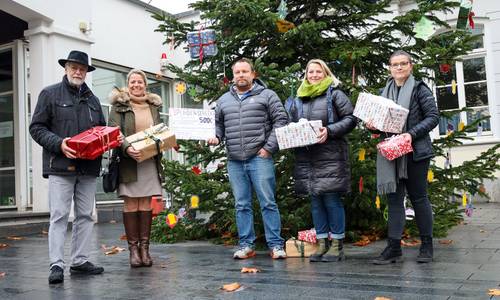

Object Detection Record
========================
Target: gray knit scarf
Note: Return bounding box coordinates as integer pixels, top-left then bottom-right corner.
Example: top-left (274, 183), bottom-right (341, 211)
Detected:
top-left (377, 74), bottom-right (415, 195)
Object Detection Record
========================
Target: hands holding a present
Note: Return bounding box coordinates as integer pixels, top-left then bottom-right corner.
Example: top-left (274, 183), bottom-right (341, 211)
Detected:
top-left (317, 127), bottom-right (328, 144)
top-left (118, 132), bottom-right (124, 146)
top-left (126, 146), bottom-right (143, 162)
top-left (400, 132), bottom-right (412, 144)
top-left (61, 137), bottom-right (77, 159)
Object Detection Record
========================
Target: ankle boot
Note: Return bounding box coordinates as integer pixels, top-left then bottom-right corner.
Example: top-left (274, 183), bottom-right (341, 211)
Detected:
top-left (372, 238), bottom-right (402, 265)
top-left (417, 235), bottom-right (433, 263)
top-left (138, 210), bottom-right (153, 267)
top-left (123, 212), bottom-right (142, 268)
top-left (309, 238), bottom-right (329, 262)
top-left (322, 239), bottom-right (344, 262)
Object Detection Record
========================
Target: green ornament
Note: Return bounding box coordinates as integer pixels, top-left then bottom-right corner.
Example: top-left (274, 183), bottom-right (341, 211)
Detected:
top-left (413, 16), bottom-right (436, 41)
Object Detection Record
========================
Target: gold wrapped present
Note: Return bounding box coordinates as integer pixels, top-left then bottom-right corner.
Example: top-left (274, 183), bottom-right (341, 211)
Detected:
top-left (125, 123), bottom-right (176, 162)
top-left (285, 238), bottom-right (319, 258)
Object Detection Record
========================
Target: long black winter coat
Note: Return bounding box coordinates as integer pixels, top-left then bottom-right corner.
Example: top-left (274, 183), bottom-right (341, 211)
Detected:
top-left (29, 75), bottom-right (106, 178)
top-left (289, 86), bottom-right (357, 196)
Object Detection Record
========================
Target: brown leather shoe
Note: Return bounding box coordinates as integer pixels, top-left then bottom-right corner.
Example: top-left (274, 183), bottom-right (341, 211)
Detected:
top-left (138, 210), bottom-right (153, 267)
top-left (123, 212), bottom-right (142, 268)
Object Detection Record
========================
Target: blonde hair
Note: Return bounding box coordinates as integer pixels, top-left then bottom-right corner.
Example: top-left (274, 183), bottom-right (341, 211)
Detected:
top-left (304, 59), bottom-right (341, 87)
top-left (127, 69), bottom-right (148, 87)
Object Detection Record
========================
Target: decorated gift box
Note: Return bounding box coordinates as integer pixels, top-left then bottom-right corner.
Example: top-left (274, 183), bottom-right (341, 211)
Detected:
top-left (354, 92), bottom-right (409, 133)
top-left (276, 119), bottom-right (322, 150)
top-left (297, 228), bottom-right (317, 244)
top-left (376, 134), bottom-right (413, 161)
top-left (285, 238), bottom-right (319, 258)
top-left (125, 123), bottom-right (177, 163)
top-left (67, 126), bottom-right (120, 160)
top-left (186, 29), bottom-right (218, 61)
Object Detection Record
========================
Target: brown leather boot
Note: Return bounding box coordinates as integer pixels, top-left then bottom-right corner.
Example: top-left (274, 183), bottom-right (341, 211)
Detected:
top-left (122, 212), bottom-right (142, 268)
top-left (138, 210), bottom-right (153, 267)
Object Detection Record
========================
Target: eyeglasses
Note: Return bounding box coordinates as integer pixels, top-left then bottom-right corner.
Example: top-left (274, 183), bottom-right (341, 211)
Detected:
top-left (390, 61), bottom-right (411, 68)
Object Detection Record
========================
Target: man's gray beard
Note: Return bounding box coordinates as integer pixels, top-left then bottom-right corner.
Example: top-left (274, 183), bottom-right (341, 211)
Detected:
top-left (68, 77), bottom-right (84, 87)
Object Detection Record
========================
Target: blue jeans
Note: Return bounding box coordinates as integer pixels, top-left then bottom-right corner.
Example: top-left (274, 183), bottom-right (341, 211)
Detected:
top-left (311, 192), bottom-right (345, 239)
top-left (227, 156), bottom-right (284, 249)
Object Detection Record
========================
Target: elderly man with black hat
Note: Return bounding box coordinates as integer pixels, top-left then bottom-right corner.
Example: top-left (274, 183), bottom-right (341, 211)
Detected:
top-left (30, 50), bottom-right (109, 284)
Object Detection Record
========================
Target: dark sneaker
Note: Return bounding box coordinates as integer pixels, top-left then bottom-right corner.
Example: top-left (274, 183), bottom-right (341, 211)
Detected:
top-left (48, 266), bottom-right (64, 284)
top-left (70, 261), bottom-right (104, 275)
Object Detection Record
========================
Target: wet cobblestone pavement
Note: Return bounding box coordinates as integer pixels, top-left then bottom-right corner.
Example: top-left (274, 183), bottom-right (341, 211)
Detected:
top-left (1, 202), bottom-right (500, 299)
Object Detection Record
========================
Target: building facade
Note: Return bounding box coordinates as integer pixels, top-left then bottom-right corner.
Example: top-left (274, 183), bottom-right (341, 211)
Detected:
top-left (0, 0), bottom-right (201, 215)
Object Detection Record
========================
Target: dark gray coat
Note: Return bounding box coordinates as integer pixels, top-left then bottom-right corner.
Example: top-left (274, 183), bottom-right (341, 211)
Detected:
top-left (215, 80), bottom-right (288, 160)
top-left (290, 87), bottom-right (356, 196)
top-left (29, 75), bottom-right (106, 178)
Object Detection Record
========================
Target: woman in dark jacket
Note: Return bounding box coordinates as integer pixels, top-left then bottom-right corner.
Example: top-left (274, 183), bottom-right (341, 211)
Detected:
top-left (287, 59), bottom-right (356, 262)
top-left (366, 50), bottom-right (439, 264)
top-left (108, 69), bottom-right (164, 268)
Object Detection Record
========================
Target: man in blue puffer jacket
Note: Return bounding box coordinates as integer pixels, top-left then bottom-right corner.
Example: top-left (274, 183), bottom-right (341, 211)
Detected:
top-left (208, 58), bottom-right (288, 259)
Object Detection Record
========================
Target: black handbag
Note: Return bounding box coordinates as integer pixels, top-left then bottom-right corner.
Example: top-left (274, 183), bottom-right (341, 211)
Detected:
top-left (102, 150), bottom-right (120, 193)
top-left (102, 112), bottom-right (124, 193)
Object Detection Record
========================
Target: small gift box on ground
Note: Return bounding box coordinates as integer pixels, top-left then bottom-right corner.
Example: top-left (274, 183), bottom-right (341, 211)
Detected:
top-left (186, 29), bottom-right (218, 61)
top-left (285, 238), bottom-right (319, 258)
top-left (377, 134), bottom-right (413, 161)
top-left (297, 228), bottom-right (317, 244)
top-left (125, 123), bottom-right (177, 163)
top-left (354, 92), bottom-right (409, 133)
top-left (276, 119), bottom-right (322, 150)
top-left (68, 126), bottom-right (120, 160)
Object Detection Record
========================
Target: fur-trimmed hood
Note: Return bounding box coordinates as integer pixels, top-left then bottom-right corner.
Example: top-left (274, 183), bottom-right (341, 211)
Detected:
top-left (109, 88), bottom-right (162, 107)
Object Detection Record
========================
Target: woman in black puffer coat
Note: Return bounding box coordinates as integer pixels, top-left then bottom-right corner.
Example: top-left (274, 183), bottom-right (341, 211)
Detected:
top-left (287, 59), bottom-right (356, 262)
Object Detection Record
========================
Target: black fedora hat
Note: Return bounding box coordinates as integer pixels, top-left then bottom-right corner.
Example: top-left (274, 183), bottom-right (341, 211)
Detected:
top-left (58, 50), bottom-right (96, 72)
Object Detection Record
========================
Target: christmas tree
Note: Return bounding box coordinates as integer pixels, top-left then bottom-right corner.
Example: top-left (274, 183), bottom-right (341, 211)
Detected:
top-left (150, 0), bottom-right (499, 244)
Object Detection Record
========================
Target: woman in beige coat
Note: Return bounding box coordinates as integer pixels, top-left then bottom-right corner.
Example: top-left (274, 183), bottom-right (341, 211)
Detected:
top-left (108, 69), bottom-right (164, 268)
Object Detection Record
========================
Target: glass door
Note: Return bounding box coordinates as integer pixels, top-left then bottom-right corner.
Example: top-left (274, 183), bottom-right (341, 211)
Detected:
top-left (0, 48), bottom-right (15, 208)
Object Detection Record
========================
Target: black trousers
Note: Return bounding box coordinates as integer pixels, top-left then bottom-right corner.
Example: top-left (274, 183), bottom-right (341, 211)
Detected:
top-left (387, 157), bottom-right (433, 239)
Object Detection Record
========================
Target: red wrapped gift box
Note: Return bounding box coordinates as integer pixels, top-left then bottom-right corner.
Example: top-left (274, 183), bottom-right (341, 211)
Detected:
top-left (68, 126), bottom-right (120, 160)
top-left (377, 134), bottom-right (413, 161)
top-left (298, 228), bottom-right (317, 244)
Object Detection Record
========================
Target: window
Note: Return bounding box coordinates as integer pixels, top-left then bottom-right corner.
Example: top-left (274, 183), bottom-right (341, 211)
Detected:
top-left (435, 27), bottom-right (491, 136)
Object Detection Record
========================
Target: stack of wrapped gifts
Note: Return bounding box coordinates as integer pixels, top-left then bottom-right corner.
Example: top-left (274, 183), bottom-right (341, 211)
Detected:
top-left (186, 29), bottom-right (218, 60)
top-left (354, 92), bottom-right (409, 133)
top-left (276, 119), bottom-right (322, 150)
top-left (126, 123), bottom-right (177, 162)
top-left (377, 134), bottom-right (413, 161)
top-left (297, 228), bottom-right (317, 244)
top-left (68, 126), bottom-right (120, 160)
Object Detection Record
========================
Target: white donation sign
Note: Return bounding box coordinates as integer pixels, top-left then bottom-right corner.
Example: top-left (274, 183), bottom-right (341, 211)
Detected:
top-left (168, 108), bottom-right (215, 140)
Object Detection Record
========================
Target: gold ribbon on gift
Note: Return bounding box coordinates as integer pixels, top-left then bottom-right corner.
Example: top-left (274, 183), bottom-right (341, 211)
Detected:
top-left (128, 124), bottom-right (169, 146)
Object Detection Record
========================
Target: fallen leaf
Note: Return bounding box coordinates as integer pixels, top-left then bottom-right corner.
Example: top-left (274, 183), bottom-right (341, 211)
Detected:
top-left (221, 232), bottom-right (233, 239)
top-left (374, 297), bottom-right (392, 300)
top-left (0, 272), bottom-right (5, 278)
top-left (109, 220), bottom-right (117, 224)
top-left (401, 239), bottom-right (421, 247)
top-left (0, 243), bottom-right (9, 249)
top-left (159, 264), bottom-right (168, 269)
top-left (7, 236), bottom-right (24, 240)
top-left (488, 288), bottom-right (500, 296)
top-left (439, 239), bottom-right (453, 245)
top-left (221, 282), bottom-right (241, 292)
top-left (104, 246), bottom-right (126, 256)
top-left (480, 230), bottom-right (486, 233)
top-left (41, 230), bottom-right (48, 235)
top-left (120, 234), bottom-right (127, 241)
top-left (241, 267), bottom-right (260, 273)
top-left (353, 236), bottom-right (371, 247)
